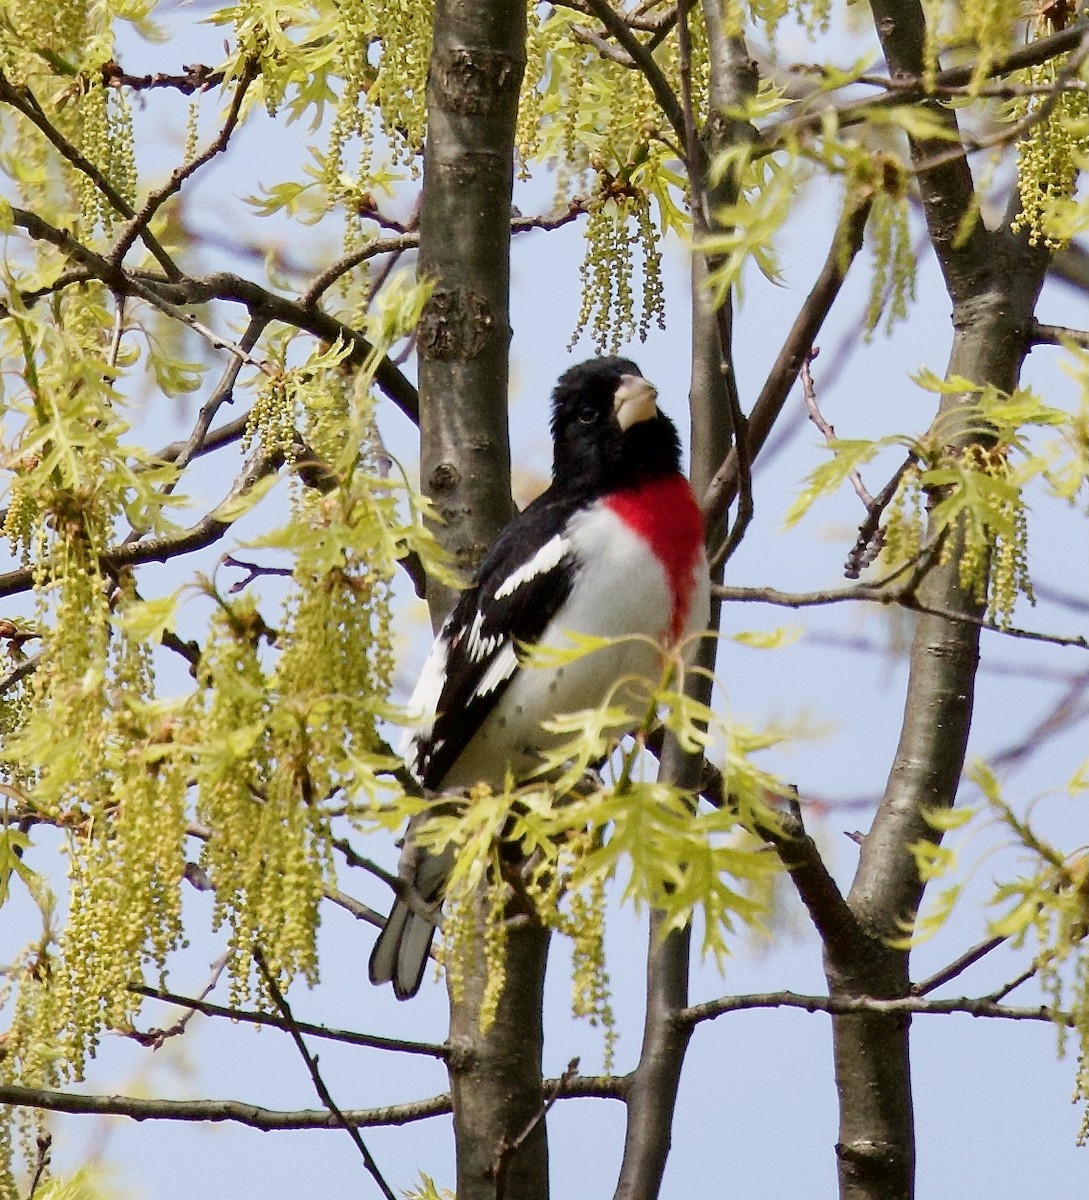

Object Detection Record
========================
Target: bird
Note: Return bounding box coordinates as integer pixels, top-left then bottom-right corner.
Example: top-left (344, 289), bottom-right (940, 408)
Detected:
top-left (369, 356), bottom-right (711, 999)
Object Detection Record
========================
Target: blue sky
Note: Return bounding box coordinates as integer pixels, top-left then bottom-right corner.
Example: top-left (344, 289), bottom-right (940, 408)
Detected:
top-left (1, 4), bottom-right (1086, 1197)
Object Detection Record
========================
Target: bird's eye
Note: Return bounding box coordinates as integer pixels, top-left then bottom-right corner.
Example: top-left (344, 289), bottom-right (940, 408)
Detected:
top-left (577, 404), bottom-right (599, 425)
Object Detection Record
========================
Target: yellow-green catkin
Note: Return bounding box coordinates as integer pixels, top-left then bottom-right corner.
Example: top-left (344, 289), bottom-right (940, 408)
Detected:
top-left (324, 0), bottom-right (432, 244)
top-left (864, 183), bottom-right (916, 338)
top-left (191, 597), bottom-right (283, 1008)
top-left (2, 468), bottom-right (40, 564)
top-left (443, 869), bottom-right (510, 1033)
top-left (194, 368), bottom-right (398, 1005)
top-left (881, 464), bottom-right (925, 568)
top-left (565, 878), bottom-right (617, 1070)
top-left (571, 191), bottom-right (665, 353)
top-left (243, 371), bottom-right (298, 462)
top-left (1010, 56), bottom-right (1089, 251)
top-left (54, 612), bottom-right (189, 1074)
top-left (943, 445), bottom-right (1032, 627)
top-left (0, 948), bottom-right (67, 1199)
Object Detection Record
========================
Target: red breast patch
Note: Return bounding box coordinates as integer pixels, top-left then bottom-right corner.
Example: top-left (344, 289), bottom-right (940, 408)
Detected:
top-left (605, 474), bottom-right (706, 642)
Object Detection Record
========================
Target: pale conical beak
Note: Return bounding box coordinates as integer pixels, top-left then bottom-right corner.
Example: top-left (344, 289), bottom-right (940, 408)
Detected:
top-left (614, 374), bottom-right (659, 431)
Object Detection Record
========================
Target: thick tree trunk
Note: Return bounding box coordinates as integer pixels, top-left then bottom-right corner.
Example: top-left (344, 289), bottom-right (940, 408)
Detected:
top-left (824, 4), bottom-right (1056, 1194)
top-left (416, 4), bottom-right (540, 1199)
top-left (417, 0), bottom-right (524, 621)
top-left (447, 917), bottom-right (551, 1200)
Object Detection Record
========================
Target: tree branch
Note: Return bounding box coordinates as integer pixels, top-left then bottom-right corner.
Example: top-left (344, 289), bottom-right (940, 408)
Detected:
top-left (131, 984), bottom-right (450, 1058)
top-left (568, 0), bottom-right (688, 146)
top-left (909, 935), bottom-right (1009, 997)
top-left (6, 208), bottom-right (420, 424)
top-left (0, 72), bottom-right (180, 279)
top-left (703, 193), bottom-right (873, 558)
top-left (110, 57), bottom-right (259, 267)
top-left (679, 989), bottom-right (1074, 1027)
top-left (0, 1085), bottom-right (454, 1130)
top-left (254, 949), bottom-right (398, 1200)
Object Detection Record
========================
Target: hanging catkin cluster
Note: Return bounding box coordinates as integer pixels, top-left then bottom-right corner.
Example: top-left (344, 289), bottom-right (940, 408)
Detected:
top-left (1010, 55), bottom-right (1089, 250)
top-left (0, 0), bottom-right (136, 236)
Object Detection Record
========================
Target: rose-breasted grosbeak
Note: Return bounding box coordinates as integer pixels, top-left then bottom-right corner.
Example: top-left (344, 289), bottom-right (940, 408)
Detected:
top-left (369, 356), bottom-right (710, 998)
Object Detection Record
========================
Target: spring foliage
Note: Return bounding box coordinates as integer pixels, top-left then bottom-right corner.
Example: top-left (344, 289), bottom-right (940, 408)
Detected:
top-left (0, 0), bottom-right (1086, 1194)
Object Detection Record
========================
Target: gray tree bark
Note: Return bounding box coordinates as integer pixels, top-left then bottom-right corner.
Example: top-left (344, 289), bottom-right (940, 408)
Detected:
top-left (415, 5), bottom-right (545, 1200)
top-left (828, 5), bottom-right (1053, 1198)
top-left (418, 0), bottom-right (524, 621)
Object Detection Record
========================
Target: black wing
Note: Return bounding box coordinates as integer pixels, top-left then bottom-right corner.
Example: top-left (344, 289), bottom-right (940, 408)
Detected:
top-left (412, 488), bottom-right (580, 788)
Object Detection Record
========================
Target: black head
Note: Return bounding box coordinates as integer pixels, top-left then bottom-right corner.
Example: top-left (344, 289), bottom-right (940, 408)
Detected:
top-left (550, 356), bottom-right (682, 496)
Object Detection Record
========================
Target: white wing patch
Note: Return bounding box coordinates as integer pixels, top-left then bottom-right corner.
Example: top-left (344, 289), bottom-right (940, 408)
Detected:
top-left (493, 533), bottom-right (571, 600)
top-left (397, 626), bottom-right (449, 758)
top-left (464, 610), bottom-right (503, 663)
top-left (470, 643), bottom-right (520, 702)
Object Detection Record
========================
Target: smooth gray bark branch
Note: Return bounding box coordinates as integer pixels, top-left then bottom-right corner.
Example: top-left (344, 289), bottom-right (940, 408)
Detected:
top-left (414, 6), bottom-right (544, 1200)
top-left (416, 0), bottom-right (524, 619)
top-left (827, 6), bottom-right (1057, 1199)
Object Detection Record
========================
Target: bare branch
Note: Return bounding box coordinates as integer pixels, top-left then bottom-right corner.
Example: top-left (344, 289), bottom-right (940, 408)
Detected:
top-left (103, 60), bottom-right (226, 94)
top-left (1030, 321), bottom-right (1089, 350)
top-left (800, 348), bottom-right (875, 509)
top-left (126, 955), bottom-right (229, 1048)
top-left (0, 72), bottom-right (180, 279)
top-left (109, 57), bottom-right (260, 267)
top-left (493, 1059), bottom-right (580, 1200)
top-left (0, 1084), bottom-right (454, 1130)
top-left (254, 949), bottom-right (398, 1200)
top-left (910, 935), bottom-right (1009, 996)
top-left (679, 989), bottom-right (1074, 1027)
top-left (712, 581), bottom-right (1089, 650)
top-left (703, 193), bottom-right (873, 559)
top-left (133, 983), bottom-right (450, 1057)
top-left (5, 207), bottom-right (419, 424)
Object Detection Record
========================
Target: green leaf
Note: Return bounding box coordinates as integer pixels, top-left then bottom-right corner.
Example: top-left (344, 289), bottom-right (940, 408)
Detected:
top-left (783, 438), bottom-right (883, 527)
top-left (118, 593), bottom-right (180, 643)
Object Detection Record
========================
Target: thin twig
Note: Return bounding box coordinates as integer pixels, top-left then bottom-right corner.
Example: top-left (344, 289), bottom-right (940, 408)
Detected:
top-left (110, 57), bottom-right (260, 266)
top-left (910, 935), bottom-right (1009, 996)
top-left (104, 60), bottom-right (226, 94)
top-left (775, 16), bottom-right (1089, 145)
top-left (132, 983), bottom-right (449, 1058)
top-left (492, 1058), bottom-right (580, 1199)
top-left (253, 948), bottom-right (398, 1200)
top-left (127, 954), bottom-right (230, 1048)
top-left (844, 453), bottom-right (916, 580)
top-left (679, 988), bottom-right (1074, 1027)
top-left (712, 581), bottom-right (1089, 650)
top-left (26, 1133), bottom-right (51, 1200)
top-left (703, 193), bottom-right (874, 564)
top-left (800, 348), bottom-right (875, 509)
top-left (222, 554), bottom-right (294, 594)
top-left (986, 962), bottom-right (1042, 1003)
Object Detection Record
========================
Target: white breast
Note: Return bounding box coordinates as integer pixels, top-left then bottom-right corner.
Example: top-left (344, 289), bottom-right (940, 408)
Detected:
top-left (440, 503), bottom-right (707, 790)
